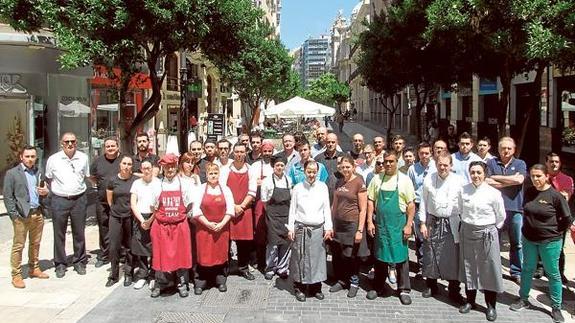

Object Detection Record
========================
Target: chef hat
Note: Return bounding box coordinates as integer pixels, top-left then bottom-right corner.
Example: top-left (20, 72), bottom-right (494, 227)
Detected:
top-left (159, 153), bottom-right (179, 166)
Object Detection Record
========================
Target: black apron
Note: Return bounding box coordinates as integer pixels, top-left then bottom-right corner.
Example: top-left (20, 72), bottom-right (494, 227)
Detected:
top-left (266, 176), bottom-right (291, 245)
top-left (131, 213), bottom-right (152, 256)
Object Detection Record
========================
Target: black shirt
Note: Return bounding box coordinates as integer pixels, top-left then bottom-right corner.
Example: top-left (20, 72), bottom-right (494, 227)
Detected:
top-left (523, 186), bottom-right (573, 242)
top-left (315, 150), bottom-right (345, 203)
top-left (107, 175), bottom-right (137, 218)
top-left (132, 153), bottom-right (160, 173)
top-left (90, 154), bottom-right (121, 200)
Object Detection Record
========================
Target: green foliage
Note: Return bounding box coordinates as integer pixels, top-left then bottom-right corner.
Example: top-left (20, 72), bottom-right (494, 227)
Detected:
top-left (1, 0), bottom-right (261, 145)
top-left (303, 73), bottom-right (350, 107)
top-left (270, 69), bottom-right (303, 104)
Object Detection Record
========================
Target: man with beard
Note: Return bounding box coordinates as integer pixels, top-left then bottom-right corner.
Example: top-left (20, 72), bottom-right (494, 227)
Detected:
top-left (418, 153), bottom-right (464, 304)
top-left (220, 143), bottom-right (257, 280)
top-left (246, 133), bottom-right (263, 164)
top-left (311, 127), bottom-right (328, 158)
top-left (90, 137), bottom-right (121, 268)
top-left (132, 133), bottom-right (160, 177)
top-left (316, 133), bottom-right (344, 203)
top-left (249, 141), bottom-right (275, 270)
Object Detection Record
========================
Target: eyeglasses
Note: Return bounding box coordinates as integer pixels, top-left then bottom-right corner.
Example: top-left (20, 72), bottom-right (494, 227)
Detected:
top-left (63, 140), bottom-right (77, 144)
top-left (376, 161), bottom-right (385, 166)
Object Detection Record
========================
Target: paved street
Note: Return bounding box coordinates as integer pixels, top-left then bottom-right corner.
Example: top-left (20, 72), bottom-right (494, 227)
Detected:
top-left (0, 121), bottom-right (574, 322)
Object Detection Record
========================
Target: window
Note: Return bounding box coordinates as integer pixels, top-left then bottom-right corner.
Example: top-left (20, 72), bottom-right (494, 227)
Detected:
top-left (166, 53), bottom-right (178, 91)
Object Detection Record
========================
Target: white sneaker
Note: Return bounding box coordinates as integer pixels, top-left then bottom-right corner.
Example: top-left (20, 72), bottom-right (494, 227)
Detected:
top-left (148, 279), bottom-right (156, 290)
top-left (248, 265), bottom-right (256, 272)
top-left (388, 268), bottom-right (397, 284)
top-left (134, 279), bottom-right (147, 290)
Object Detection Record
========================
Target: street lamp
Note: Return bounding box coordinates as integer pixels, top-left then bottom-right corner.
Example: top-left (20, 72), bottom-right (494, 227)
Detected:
top-left (179, 50), bottom-right (188, 154)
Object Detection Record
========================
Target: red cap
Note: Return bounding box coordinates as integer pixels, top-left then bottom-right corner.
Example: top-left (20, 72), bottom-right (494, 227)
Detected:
top-left (159, 153), bottom-right (178, 166)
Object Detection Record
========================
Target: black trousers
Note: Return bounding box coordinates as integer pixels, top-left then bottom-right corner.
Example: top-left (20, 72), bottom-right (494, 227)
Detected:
top-left (426, 278), bottom-right (461, 294)
top-left (294, 281), bottom-right (322, 294)
top-left (96, 200), bottom-right (111, 261)
top-left (133, 256), bottom-right (154, 280)
top-left (465, 288), bottom-right (497, 308)
top-left (51, 194), bottom-right (87, 267)
top-left (331, 242), bottom-right (361, 286)
top-left (194, 263), bottom-right (228, 289)
top-left (373, 260), bottom-right (411, 293)
top-left (236, 240), bottom-right (254, 273)
top-left (109, 216), bottom-right (133, 280)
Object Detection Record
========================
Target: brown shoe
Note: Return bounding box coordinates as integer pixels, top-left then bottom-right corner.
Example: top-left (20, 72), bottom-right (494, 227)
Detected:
top-left (12, 276), bottom-right (25, 289)
top-left (29, 269), bottom-right (49, 279)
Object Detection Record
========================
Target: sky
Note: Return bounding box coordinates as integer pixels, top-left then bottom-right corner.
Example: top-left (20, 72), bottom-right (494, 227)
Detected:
top-left (280, 0), bottom-right (360, 51)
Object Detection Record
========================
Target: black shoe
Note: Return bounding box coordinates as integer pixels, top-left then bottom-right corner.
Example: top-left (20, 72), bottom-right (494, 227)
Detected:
top-left (150, 287), bottom-right (161, 298)
top-left (329, 282), bottom-right (345, 293)
top-left (264, 272), bottom-right (274, 280)
top-left (278, 272), bottom-right (289, 280)
top-left (347, 285), bottom-right (359, 298)
top-left (366, 290), bottom-right (379, 300)
top-left (241, 271), bottom-right (255, 281)
top-left (459, 302), bottom-right (476, 314)
top-left (534, 267), bottom-right (544, 279)
top-left (218, 284), bottom-right (227, 292)
top-left (448, 291), bottom-right (465, 305)
top-left (105, 278), bottom-right (118, 287)
top-left (95, 259), bottom-right (109, 268)
top-left (55, 266), bottom-right (66, 278)
top-left (123, 275), bottom-right (133, 287)
top-left (399, 292), bottom-right (412, 305)
top-left (295, 290), bottom-right (306, 302)
top-left (73, 263), bottom-right (86, 275)
top-left (561, 275), bottom-right (569, 285)
top-left (422, 287), bottom-right (436, 298)
top-left (551, 308), bottom-right (565, 323)
top-left (510, 275), bottom-right (521, 284)
top-left (509, 298), bottom-right (530, 311)
top-left (314, 292), bottom-right (325, 300)
top-left (486, 307), bottom-right (497, 321)
top-left (194, 287), bottom-right (203, 295)
top-left (177, 284), bottom-right (189, 298)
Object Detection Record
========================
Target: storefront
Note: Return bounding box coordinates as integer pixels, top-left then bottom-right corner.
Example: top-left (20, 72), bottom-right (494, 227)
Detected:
top-left (0, 25), bottom-right (92, 190)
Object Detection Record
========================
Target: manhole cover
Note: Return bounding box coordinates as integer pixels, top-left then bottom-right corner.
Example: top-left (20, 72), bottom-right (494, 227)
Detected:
top-left (202, 286), bottom-right (269, 308)
top-left (154, 312), bottom-right (225, 323)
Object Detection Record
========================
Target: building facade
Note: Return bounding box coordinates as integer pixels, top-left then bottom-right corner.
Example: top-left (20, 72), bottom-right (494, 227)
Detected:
top-left (300, 36), bottom-right (331, 89)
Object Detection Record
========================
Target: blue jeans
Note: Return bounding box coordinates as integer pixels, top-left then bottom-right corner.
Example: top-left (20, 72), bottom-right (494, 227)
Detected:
top-left (501, 211), bottom-right (523, 277)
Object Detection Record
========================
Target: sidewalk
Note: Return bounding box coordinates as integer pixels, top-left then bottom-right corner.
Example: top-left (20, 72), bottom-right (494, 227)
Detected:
top-left (0, 197), bottom-right (117, 323)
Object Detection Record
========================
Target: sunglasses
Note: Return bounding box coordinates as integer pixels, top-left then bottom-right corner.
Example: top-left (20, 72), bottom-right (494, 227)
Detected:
top-left (63, 140), bottom-right (77, 144)
top-left (376, 161), bottom-right (385, 166)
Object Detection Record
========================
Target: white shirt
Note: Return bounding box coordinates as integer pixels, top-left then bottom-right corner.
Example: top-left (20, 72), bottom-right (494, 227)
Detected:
top-left (356, 163), bottom-right (374, 184)
top-left (219, 163), bottom-right (257, 197)
top-left (288, 180), bottom-right (332, 231)
top-left (191, 183), bottom-right (235, 218)
top-left (156, 176), bottom-right (197, 209)
top-left (214, 158), bottom-right (232, 170)
top-left (261, 173), bottom-right (292, 203)
top-left (418, 172), bottom-right (464, 242)
top-left (46, 150), bottom-right (90, 196)
top-left (452, 151), bottom-right (482, 184)
top-left (130, 177), bottom-right (162, 214)
top-left (248, 160), bottom-right (274, 189)
top-left (458, 182), bottom-right (506, 228)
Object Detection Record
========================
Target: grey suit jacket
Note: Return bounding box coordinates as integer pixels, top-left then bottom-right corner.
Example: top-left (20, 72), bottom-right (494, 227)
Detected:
top-left (3, 164), bottom-right (43, 219)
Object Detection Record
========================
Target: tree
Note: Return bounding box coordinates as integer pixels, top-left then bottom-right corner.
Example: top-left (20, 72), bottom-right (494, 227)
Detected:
top-left (219, 25), bottom-right (293, 130)
top-left (269, 69), bottom-right (303, 104)
top-left (425, 0), bottom-right (575, 156)
top-left (304, 73), bottom-right (350, 110)
top-left (356, 0), bottom-right (453, 141)
top-left (1, 0), bottom-right (261, 150)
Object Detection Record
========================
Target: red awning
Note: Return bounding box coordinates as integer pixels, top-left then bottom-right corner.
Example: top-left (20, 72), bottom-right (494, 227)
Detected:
top-left (90, 65), bottom-right (152, 89)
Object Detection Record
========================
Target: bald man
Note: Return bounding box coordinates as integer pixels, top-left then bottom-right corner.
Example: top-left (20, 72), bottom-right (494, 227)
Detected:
top-left (311, 127), bottom-right (328, 158)
top-left (349, 133), bottom-right (366, 161)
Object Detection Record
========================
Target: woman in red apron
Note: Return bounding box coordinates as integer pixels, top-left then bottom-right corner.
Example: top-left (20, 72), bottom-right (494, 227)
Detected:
top-left (192, 163), bottom-right (235, 294)
top-left (150, 154), bottom-right (193, 298)
top-left (226, 143), bottom-right (256, 280)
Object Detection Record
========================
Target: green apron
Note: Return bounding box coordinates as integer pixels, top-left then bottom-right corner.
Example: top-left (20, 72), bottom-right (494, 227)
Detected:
top-left (374, 175), bottom-right (408, 263)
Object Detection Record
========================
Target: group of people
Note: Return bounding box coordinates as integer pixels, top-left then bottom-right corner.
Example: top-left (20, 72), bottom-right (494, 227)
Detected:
top-left (3, 126), bottom-right (574, 322)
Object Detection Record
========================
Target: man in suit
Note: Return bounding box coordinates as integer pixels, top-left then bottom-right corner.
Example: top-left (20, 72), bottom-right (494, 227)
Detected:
top-left (3, 145), bottom-right (50, 288)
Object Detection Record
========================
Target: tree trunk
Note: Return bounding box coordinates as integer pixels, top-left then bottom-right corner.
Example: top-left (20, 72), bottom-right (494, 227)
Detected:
top-left (516, 64), bottom-right (545, 157)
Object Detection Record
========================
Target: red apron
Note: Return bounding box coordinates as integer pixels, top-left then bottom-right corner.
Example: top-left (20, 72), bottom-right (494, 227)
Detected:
top-left (228, 169), bottom-right (254, 240)
top-left (253, 161), bottom-right (267, 245)
top-left (151, 179), bottom-right (192, 272)
top-left (196, 184), bottom-right (230, 266)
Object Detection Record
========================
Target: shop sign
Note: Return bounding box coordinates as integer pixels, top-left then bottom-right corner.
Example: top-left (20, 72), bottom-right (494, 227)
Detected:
top-left (206, 113), bottom-right (225, 141)
top-left (0, 73), bottom-right (27, 94)
top-left (186, 80), bottom-right (202, 99)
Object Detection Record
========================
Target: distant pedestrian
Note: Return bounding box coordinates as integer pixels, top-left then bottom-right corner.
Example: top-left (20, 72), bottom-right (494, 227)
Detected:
top-left (336, 113), bottom-right (344, 133)
top-left (46, 132), bottom-right (90, 278)
top-left (3, 145), bottom-right (50, 288)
